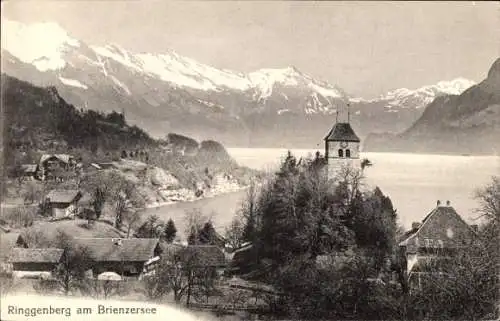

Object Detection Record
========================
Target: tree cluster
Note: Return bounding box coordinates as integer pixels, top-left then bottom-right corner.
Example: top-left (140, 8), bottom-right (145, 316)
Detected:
top-left (135, 215), bottom-right (177, 243)
top-left (237, 153), bottom-right (499, 320)
top-left (2, 75), bottom-right (155, 170)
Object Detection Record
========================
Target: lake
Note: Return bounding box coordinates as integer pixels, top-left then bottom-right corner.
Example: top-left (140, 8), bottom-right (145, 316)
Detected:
top-left (142, 148), bottom-right (500, 238)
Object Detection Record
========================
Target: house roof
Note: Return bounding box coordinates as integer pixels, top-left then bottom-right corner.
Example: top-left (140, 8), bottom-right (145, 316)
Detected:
top-left (8, 248), bottom-right (64, 264)
top-left (180, 245), bottom-right (226, 267)
top-left (21, 164), bottom-right (37, 173)
top-left (73, 238), bottom-right (160, 262)
top-left (40, 154), bottom-right (73, 165)
top-left (398, 205), bottom-right (474, 247)
top-left (0, 233), bottom-right (24, 261)
top-left (324, 123), bottom-right (360, 142)
top-left (46, 189), bottom-right (81, 204)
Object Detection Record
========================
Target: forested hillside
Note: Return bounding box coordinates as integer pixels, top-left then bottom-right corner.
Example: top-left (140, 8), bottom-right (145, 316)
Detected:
top-left (2, 73), bottom-right (156, 168)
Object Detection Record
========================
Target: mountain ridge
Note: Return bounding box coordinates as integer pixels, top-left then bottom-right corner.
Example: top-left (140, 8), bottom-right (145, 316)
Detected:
top-left (1, 19), bottom-right (478, 148)
top-left (364, 58), bottom-right (500, 155)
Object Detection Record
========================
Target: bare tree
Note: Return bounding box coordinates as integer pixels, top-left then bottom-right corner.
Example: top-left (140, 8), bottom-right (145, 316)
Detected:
top-left (22, 181), bottom-right (43, 205)
top-left (475, 176), bottom-right (500, 224)
top-left (21, 229), bottom-right (50, 248)
top-left (183, 208), bottom-right (210, 243)
top-left (225, 216), bottom-right (245, 250)
top-left (123, 210), bottom-right (141, 238)
top-left (52, 231), bottom-right (92, 296)
top-left (143, 246), bottom-right (216, 306)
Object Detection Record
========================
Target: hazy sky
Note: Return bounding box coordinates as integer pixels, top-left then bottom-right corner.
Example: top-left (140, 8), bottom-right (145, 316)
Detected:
top-left (2, 1), bottom-right (499, 97)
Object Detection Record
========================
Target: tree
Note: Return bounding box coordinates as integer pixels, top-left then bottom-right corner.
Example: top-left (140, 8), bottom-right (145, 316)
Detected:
top-left (241, 179), bottom-right (259, 243)
top-left (183, 208), bottom-right (209, 244)
top-left (144, 246), bottom-right (217, 306)
top-left (51, 231), bottom-right (92, 295)
top-left (22, 181), bottom-right (43, 204)
top-left (123, 210), bottom-right (141, 238)
top-left (224, 216), bottom-right (245, 250)
top-left (135, 215), bottom-right (166, 239)
top-left (404, 177), bottom-right (500, 321)
top-left (164, 219), bottom-right (177, 243)
top-left (198, 221), bottom-right (217, 245)
top-left (360, 158), bottom-right (373, 171)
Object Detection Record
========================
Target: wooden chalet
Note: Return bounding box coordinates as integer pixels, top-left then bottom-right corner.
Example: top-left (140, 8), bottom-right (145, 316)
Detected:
top-left (8, 248), bottom-right (65, 279)
top-left (0, 233), bottom-right (28, 274)
top-left (39, 154), bottom-right (76, 181)
top-left (73, 238), bottom-right (162, 277)
top-left (45, 189), bottom-right (82, 218)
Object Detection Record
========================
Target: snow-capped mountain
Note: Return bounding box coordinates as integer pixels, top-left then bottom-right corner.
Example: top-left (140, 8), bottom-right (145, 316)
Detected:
top-left (374, 78), bottom-right (476, 109)
top-left (1, 19), bottom-right (476, 148)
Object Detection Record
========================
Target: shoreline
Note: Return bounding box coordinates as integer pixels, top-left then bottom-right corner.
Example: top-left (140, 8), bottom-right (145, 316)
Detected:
top-left (143, 184), bottom-right (250, 210)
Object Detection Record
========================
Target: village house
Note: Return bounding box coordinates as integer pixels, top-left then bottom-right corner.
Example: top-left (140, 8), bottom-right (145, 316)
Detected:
top-left (398, 200), bottom-right (477, 289)
top-left (8, 248), bottom-right (65, 279)
top-left (19, 164), bottom-right (38, 180)
top-left (38, 154), bottom-right (77, 181)
top-left (73, 238), bottom-right (162, 277)
top-left (182, 245), bottom-right (227, 276)
top-left (45, 189), bottom-right (82, 218)
top-left (160, 244), bottom-right (227, 276)
top-left (0, 233), bottom-right (28, 274)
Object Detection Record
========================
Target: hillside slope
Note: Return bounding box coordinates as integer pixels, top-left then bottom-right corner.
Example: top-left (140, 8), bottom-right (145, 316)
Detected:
top-left (1, 74), bottom-right (258, 202)
top-left (364, 58), bottom-right (500, 155)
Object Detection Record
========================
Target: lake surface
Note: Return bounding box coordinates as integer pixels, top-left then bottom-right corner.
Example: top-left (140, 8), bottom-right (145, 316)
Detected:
top-left (142, 148), bottom-right (500, 238)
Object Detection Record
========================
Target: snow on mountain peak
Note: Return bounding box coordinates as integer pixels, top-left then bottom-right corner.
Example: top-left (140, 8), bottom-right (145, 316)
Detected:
top-left (1, 19), bottom-right (80, 72)
top-left (248, 67), bottom-right (344, 99)
top-left (379, 77), bottom-right (476, 109)
top-left (2, 19), bottom-right (345, 102)
top-left (432, 77), bottom-right (476, 95)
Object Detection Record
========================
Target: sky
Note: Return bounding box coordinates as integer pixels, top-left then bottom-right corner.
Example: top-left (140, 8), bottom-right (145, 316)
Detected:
top-left (2, 0), bottom-right (499, 97)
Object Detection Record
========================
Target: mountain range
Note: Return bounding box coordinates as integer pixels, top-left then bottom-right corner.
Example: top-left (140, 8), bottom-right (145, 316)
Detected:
top-left (364, 58), bottom-right (500, 155)
top-left (1, 19), bottom-right (480, 149)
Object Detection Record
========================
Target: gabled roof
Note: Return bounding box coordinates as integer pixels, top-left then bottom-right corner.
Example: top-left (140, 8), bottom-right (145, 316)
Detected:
top-left (40, 154), bottom-right (74, 165)
top-left (20, 164), bottom-right (37, 173)
top-left (180, 245), bottom-right (226, 267)
top-left (46, 189), bottom-right (81, 204)
top-left (399, 205), bottom-right (474, 247)
top-left (0, 233), bottom-right (25, 261)
top-left (73, 238), bottom-right (160, 262)
top-left (324, 123), bottom-right (360, 142)
top-left (8, 248), bottom-right (64, 264)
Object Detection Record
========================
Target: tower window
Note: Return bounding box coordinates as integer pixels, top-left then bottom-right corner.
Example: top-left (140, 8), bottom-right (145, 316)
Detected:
top-left (338, 149), bottom-right (343, 158)
top-left (346, 149), bottom-right (351, 158)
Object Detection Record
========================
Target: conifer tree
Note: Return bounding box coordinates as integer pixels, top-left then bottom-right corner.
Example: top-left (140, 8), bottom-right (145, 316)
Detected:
top-left (164, 219), bottom-right (177, 243)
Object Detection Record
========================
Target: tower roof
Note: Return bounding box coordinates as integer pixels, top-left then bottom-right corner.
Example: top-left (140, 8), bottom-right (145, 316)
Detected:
top-left (324, 123), bottom-right (360, 142)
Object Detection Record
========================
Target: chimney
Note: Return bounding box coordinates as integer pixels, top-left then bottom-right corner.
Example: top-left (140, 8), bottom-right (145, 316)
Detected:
top-left (437, 200), bottom-right (441, 207)
top-left (412, 222), bottom-right (421, 230)
top-left (446, 200), bottom-right (451, 207)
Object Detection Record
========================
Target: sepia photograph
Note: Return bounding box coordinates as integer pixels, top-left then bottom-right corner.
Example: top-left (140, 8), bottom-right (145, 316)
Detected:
top-left (0, 1), bottom-right (499, 320)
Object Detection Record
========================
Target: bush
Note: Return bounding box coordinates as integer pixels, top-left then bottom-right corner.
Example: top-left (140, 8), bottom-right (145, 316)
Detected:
top-left (0, 206), bottom-right (36, 228)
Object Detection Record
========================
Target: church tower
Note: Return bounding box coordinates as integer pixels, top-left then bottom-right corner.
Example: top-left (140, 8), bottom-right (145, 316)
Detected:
top-left (324, 102), bottom-right (361, 179)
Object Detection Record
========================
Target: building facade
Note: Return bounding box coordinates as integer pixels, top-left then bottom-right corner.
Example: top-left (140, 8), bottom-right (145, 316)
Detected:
top-left (398, 200), bottom-right (477, 289)
top-left (324, 120), bottom-right (361, 179)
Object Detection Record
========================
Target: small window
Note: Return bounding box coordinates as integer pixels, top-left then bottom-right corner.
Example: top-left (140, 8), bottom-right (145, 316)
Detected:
top-left (346, 149), bottom-right (351, 158)
top-left (338, 149), bottom-right (343, 158)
